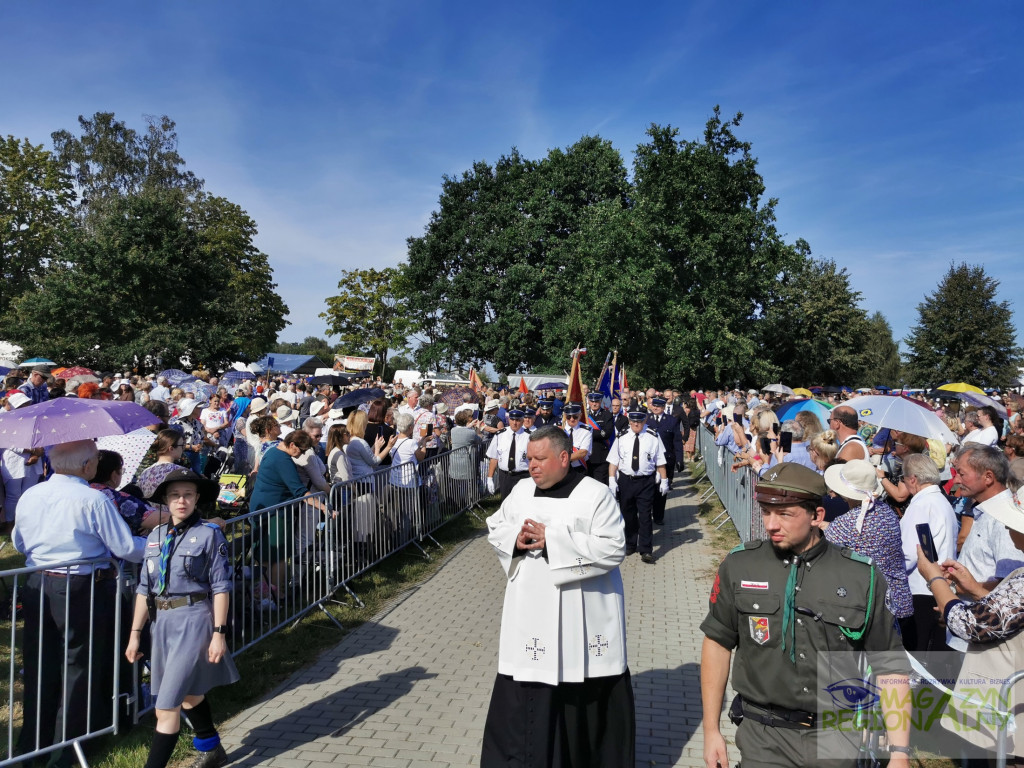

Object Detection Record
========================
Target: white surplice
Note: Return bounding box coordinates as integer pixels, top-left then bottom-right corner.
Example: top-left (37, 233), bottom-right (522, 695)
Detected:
top-left (487, 474), bottom-right (628, 686)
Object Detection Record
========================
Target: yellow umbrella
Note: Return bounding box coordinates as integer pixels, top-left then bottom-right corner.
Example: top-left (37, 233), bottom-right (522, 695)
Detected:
top-left (938, 382), bottom-right (986, 395)
top-left (792, 388), bottom-right (813, 397)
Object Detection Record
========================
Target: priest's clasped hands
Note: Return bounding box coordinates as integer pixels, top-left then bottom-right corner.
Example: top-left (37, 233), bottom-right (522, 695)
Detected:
top-left (517, 518), bottom-right (547, 551)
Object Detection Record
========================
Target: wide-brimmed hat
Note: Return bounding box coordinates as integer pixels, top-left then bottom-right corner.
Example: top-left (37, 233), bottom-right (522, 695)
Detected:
top-left (249, 398), bottom-right (268, 415)
top-left (484, 399), bottom-right (500, 411)
top-left (275, 405), bottom-right (298, 424)
top-left (309, 400), bottom-right (326, 417)
top-left (151, 468), bottom-right (219, 504)
top-left (176, 398), bottom-right (200, 417)
top-left (326, 406), bottom-right (345, 420)
top-left (435, 403), bottom-right (449, 414)
top-left (823, 460), bottom-right (883, 502)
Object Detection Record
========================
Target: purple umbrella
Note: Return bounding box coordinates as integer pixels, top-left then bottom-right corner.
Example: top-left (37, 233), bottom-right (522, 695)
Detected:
top-left (0, 398), bottom-right (162, 450)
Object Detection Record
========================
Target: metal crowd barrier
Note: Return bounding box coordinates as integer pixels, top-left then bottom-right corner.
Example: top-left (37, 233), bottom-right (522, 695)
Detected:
top-left (2, 557), bottom-right (126, 768)
top-left (695, 423), bottom-right (762, 541)
top-left (2, 443), bottom-right (488, 765)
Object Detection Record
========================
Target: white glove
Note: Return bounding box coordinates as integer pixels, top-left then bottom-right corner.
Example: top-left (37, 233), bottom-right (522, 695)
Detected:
top-left (608, 477), bottom-right (618, 496)
top-left (659, 478), bottom-right (669, 496)
top-left (487, 476), bottom-right (496, 495)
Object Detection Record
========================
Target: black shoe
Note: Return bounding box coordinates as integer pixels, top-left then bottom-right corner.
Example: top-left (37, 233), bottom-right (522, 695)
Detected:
top-left (183, 744), bottom-right (227, 768)
top-left (625, 547), bottom-right (636, 556)
top-left (640, 553), bottom-right (656, 564)
top-left (653, 519), bottom-right (664, 526)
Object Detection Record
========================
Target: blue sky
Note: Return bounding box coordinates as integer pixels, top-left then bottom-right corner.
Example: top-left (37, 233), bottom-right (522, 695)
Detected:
top-left (2, 1), bottom-right (1022, 361)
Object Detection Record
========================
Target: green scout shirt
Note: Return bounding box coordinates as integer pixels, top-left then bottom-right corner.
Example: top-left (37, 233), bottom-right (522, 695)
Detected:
top-left (700, 537), bottom-right (907, 713)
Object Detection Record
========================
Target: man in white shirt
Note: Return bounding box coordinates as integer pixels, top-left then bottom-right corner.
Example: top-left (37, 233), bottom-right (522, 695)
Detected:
top-left (149, 376), bottom-right (171, 402)
top-left (482, 426), bottom-right (633, 767)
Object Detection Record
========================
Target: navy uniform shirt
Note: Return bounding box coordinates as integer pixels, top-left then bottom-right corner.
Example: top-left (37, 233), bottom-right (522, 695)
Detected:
top-left (138, 520), bottom-right (232, 597)
top-left (486, 427), bottom-right (530, 472)
top-left (610, 428), bottom-right (666, 477)
top-left (647, 412), bottom-right (684, 464)
top-left (586, 407), bottom-right (615, 464)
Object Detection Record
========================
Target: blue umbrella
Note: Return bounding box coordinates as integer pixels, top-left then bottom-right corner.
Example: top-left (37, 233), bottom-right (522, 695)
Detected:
top-left (158, 368), bottom-right (191, 386)
top-left (19, 357), bottom-right (57, 368)
top-left (535, 382), bottom-right (567, 390)
top-left (334, 387), bottom-right (387, 409)
top-left (179, 378), bottom-right (216, 401)
top-left (223, 370), bottom-right (256, 382)
top-left (775, 398), bottom-right (833, 424)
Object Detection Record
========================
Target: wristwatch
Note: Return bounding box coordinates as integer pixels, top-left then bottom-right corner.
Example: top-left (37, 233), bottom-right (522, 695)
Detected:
top-left (889, 746), bottom-right (911, 755)
top-left (213, 625), bottom-right (228, 634)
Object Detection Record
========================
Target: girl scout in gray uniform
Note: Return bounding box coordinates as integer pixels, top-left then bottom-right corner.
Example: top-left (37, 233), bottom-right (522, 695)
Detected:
top-left (126, 468), bottom-right (239, 768)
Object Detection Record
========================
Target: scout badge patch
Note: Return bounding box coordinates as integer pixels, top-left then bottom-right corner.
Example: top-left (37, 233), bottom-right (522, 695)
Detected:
top-left (749, 616), bottom-right (770, 645)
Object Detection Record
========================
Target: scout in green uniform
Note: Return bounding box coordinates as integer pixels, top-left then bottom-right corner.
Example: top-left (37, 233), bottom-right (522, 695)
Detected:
top-left (700, 463), bottom-right (911, 768)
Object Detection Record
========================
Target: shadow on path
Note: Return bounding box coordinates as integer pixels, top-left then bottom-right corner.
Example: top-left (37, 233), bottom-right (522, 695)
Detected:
top-left (227, 666), bottom-right (436, 767)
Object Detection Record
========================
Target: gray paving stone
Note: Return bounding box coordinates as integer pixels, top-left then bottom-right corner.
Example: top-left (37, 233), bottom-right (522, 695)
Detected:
top-left (219, 473), bottom-right (737, 766)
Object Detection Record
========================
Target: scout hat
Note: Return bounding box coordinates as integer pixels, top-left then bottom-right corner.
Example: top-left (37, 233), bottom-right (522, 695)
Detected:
top-left (152, 467), bottom-right (219, 503)
top-left (755, 463), bottom-right (826, 506)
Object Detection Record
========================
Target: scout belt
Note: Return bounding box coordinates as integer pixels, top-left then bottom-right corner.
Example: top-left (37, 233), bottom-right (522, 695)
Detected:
top-left (741, 697), bottom-right (816, 729)
top-left (154, 593), bottom-right (210, 610)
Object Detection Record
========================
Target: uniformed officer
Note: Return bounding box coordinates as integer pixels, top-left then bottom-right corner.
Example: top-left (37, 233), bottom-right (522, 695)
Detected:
top-left (534, 399), bottom-right (558, 428)
top-left (610, 397), bottom-right (629, 433)
top-left (485, 408), bottom-right (531, 498)
top-left (700, 463), bottom-right (910, 768)
top-left (522, 407), bottom-right (537, 432)
top-left (562, 403), bottom-right (593, 475)
top-left (126, 468), bottom-right (240, 768)
top-left (646, 396), bottom-right (684, 526)
top-left (585, 392), bottom-right (615, 485)
top-left (608, 410), bottom-right (668, 564)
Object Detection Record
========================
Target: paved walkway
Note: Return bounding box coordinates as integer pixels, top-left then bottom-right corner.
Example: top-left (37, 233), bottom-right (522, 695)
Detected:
top-left (218, 473), bottom-right (736, 767)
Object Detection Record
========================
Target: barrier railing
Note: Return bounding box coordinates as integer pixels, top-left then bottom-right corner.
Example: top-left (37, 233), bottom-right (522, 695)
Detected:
top-left (2, 557), bottom-right (126, 768)
top-left (695, 423), bottom-right (762, 541)
top-left (3, 443), bottom-right (488, 764)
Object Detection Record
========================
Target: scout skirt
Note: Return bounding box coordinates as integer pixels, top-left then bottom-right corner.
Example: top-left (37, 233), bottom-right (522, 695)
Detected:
top-left (151, 601), bottom-right (240, 709)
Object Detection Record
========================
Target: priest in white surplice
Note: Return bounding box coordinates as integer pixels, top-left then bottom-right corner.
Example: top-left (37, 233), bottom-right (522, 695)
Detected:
top-left (481, 425), bottom-right (635, 768)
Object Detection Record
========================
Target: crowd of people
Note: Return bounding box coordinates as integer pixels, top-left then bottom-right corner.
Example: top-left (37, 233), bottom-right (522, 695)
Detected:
top-left (698, 385), bottom-right (1024, 767)
top-left (9, 362), bottom-right (1024, 767)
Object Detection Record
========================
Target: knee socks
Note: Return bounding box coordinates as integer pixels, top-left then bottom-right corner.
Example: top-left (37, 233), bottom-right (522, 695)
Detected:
top-left (183, 698), bottom-right (221, 752)
top-left (144, 730), bottom-right (179, 768)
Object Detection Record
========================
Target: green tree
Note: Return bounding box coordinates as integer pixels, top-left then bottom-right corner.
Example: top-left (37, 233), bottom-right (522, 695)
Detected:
top-left (272, 336), bottom-right (335, 358)
top-left (860, 312), bottom-right (902, 388)
top-left (0, 136), bottom-right (76, 318)
top-left (51, 112), bottom-right (202, 226)
top-left (403, 137), bottom-right (632, 374)
top-left (757, 252), bottom-right (870, 386)
top-left (191, 194), bottom-right (288, 360)
top-left (5, 191), bottom-right (286, 370)
top-left (904, 263), bottom-right (1021, 388)
top-left (631, 109), bottom-right (802, 388)
top-left (321, 267), bottom-right (409, 374)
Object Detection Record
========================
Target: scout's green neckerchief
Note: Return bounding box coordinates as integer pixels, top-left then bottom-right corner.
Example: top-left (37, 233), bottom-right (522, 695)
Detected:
top-left (780, 557), bottom-right (799, 663)
top-left (838, 565), bottom-right (874, 642)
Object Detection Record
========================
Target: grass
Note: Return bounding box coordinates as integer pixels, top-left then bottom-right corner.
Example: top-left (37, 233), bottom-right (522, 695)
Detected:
top-left (1, 502), bottom-right (497, 768)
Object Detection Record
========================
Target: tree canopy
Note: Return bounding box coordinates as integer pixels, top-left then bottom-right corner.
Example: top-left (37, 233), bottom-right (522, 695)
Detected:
top-left (0, 112), bottom-right (287, 371)
top-left (321, 267), bottom-right (409, 374)
top-left (904, 262), bottom-right (1021, 388)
